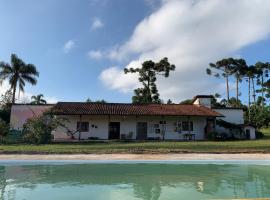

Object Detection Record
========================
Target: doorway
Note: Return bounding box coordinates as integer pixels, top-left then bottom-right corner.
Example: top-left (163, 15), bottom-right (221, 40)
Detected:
top-left (136, 122), bottom-right (148, 140)
top-left (109, 122), bottom-right (120, 139)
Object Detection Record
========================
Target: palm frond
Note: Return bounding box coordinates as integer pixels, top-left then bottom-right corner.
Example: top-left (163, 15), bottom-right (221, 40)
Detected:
top-left (21, 74), bottom-right (37, 85)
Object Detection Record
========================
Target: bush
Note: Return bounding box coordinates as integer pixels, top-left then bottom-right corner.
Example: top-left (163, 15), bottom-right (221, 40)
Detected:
top-left (22, 112), bottom-right (66, 144)
top-left (0, 119), bottom-right (10, 138)
top-left (206, 131), bottom-right (218, 140)
top-left (255, 131), bottom-right (264, 139)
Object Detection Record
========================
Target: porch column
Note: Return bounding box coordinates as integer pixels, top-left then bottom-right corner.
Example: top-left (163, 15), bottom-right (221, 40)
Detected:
top-left (162, 116), bottom-right (165, 141)
top-left (108, 115), bottom-right (110, 140)
top-left (78, 114), bottom-right (82, 141)
top-left (188, 116), bottom-right (191, 140)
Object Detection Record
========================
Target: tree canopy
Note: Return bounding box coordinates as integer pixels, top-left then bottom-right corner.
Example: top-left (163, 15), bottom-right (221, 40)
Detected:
top-left (0, 54), bottom-right (39, 103)
top-left (124, 57), bottom-right (175, 104)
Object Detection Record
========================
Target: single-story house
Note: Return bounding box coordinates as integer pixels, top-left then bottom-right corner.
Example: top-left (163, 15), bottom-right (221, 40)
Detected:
top-left (9, 95), bottom-right (256, 141)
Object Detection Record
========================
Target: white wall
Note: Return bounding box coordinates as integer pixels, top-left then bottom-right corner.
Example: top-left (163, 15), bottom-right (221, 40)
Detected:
top-left (10, 105), bottom-right (54, 130)
top-left (213, 108), bottom-right (244, 124)
top-left (193, 98), bottom-right (211, 108)
top-left (53, 115), bottom-right (208, 141)
top-left (244, 126), bottom-right (256, 140)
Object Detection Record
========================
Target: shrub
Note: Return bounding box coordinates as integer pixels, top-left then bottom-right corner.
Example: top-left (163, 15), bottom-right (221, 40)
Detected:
top-left (0, 119), bottom-right (10, 138)
top-left (22, 112), bottom-right (66, 144)
top-left (206, 131), bottom-right (218, 140)
top-left (255, 131), bottom-right (264, 139)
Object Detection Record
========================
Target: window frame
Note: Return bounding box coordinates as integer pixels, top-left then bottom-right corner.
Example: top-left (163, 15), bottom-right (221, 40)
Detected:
top-left (77, 121), bottom-right (89, 132)
top-left (182, 121), bottom-right (193, 131)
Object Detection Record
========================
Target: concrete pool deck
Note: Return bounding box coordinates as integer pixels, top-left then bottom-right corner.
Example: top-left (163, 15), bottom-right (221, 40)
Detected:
top-left (0, 153), bottom-right (270, 160)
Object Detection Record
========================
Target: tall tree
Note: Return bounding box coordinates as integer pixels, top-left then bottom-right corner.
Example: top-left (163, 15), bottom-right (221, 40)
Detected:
top-left (31, 94), bottom-right (47, 104)
top-left (206, 58), bottom-right (235, 103)
top-left (0, 54), bottom-right (39, 103)
top-left (231, 59), bottom-right (247, 106)
top-left (255, 62), bottom-right (269, 107)
top-left (244, 65), bottom-right (258, 122)
top-left (124, 57), bottom-right (175, 104)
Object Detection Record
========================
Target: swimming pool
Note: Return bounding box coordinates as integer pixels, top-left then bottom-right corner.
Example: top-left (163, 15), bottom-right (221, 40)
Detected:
top-left (0, 161), bottom-right (270, 199)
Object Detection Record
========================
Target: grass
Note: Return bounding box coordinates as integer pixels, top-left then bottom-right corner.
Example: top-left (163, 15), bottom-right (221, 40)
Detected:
top-left (0, 128), bottom-right (270, 154)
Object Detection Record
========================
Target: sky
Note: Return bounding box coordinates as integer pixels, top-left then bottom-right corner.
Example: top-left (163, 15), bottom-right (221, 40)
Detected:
top-left (0, 0), bottom-right (270, 104)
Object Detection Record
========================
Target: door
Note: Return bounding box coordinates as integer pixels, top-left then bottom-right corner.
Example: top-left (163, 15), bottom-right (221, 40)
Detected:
top-left (245, 129), bottom-right (251, 139)
top-left (137, 122), bottom-right (148, 140)
top-left (109, 122), bottom-right (120, 139)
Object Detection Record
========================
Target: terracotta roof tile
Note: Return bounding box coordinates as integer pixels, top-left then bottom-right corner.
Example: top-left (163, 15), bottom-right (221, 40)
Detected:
top-left (52, 102), bottom-right (222, 117)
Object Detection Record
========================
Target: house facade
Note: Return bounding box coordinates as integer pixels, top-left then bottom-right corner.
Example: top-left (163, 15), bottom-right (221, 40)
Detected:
top-left (9, 95), bottom-right (256, 141)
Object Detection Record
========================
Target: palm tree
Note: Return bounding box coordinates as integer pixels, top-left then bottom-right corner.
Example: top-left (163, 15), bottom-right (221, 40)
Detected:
top-left (206, 58), bottom-right (235, 103)
top-left (31, 94), bottom-right (47, 104)
top-left (0, 54), bottom-right (39, 103)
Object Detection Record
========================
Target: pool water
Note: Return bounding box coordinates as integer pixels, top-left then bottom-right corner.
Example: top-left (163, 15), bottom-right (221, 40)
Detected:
top-left (0, 162), bottom-right (270, 200)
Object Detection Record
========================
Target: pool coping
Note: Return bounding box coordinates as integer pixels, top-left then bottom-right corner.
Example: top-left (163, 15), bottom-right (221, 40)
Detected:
top-left (0, 153), bottom-right (270, 161)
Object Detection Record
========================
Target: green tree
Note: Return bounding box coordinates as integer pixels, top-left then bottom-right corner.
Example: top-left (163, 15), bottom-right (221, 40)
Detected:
top-left (244, 65), bottom-right (257, 121)
top-left (86, 98), bottom-right (107, 103)
top-left (124, 57), bottom-right (175, 104)
top-left (0, 90), bottom-right (13, 123)
top-left (231, 59), bottom-right (247, 106)
top-left (179, 99), bottom-right (193, 105)
top-left (206, 58), bottom-right (236, 103)
top-left (31, 94), bottom-right (47, 104)
top-left (166, 99), bottom-right (173, 104)
top-left (255, 62), bottom-right (270, 106)
top-left (0, 54), bottom-right (39, 103)
top-left (23, 111), bottom-right (66, 144)
top-left (244, 105), bottom-right (270, 129)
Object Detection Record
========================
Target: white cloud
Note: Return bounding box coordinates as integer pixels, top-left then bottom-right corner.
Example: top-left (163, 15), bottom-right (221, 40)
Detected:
top-left (91, 18), bottom-right (104, 30)
top-left (99, 66), bottom-right (140, 93)
top-left (63, 40), bottom-right (76, 53)
top-left (99, 0), bottom-right (270, 102)
top-left (87, 50), bottom-right (103, 59)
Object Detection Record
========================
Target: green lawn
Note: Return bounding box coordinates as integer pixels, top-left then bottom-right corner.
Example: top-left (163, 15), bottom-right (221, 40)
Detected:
top-left (0, 128), bottom-right (270, 154)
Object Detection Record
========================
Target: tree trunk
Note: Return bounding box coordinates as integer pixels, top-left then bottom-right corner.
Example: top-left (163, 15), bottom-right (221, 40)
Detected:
top-left (252, 77), bottom-right (256, 103)
top-left (147, 70), bottom-right (151, 103)
top-left (226, 75), bottom-right (230, 103)
top-left (236, 78), bottom-right (239, 106)
top-left (261, 76), bottom-right (264, 107)
top-left (12, 83), bottom-right (17, 104)
top-left (248, 77), bottom-right (251, 123)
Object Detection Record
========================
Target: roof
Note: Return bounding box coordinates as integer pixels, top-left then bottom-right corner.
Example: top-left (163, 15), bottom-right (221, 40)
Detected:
top-left (212, 107), bottom-right (243, 110)
top-left (52, 102), bottom-right (223, 117)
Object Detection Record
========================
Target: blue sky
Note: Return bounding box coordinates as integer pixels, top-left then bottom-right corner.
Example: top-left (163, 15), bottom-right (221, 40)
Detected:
top-left (0, 0), bottom-right (270, 104)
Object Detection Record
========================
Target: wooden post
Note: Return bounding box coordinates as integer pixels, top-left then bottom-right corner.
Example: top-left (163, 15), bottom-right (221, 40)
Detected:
top-left (78, 114), bottom-right (82, 141)
top-left (188, 116), bottom-right (191, 140)
top-left (162, 116), bottom-right (165, 141)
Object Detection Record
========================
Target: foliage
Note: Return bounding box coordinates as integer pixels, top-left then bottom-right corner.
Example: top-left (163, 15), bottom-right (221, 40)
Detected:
top-left (0, 119), bottom-right (10, 138)
top-left (0, 90), bottom-right (12, 123)
top-left (124, 57), bottom-right (175, 104)
top-left (166, 99), bottom-right (173, 104)
top-left (179, 99), bottom-right (193, 105)
top-left (206, 58), bottom-right (240, 102)
top-left (22, 111), bottom-right (66, 144)
top-left (31, 94), bottom-right (47, 104)
top-left (255, 131), bottom-right (264, 139)
top-left (244, 105), bottom-right (270, 129)
top-left (86, 98), bottom-right (107, 103)
top-left (0, 54), bottom-right (39, 103)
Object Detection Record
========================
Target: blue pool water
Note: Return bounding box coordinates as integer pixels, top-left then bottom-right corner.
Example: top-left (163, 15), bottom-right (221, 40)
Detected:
top-left (0, 161), bottom-right (270, 199)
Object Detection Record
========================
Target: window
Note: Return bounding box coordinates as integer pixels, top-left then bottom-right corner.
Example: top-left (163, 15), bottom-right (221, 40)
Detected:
top-left (77, 122), bottom-right (89, 132)
top-left (182, 122), bottom-right (193, 131)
